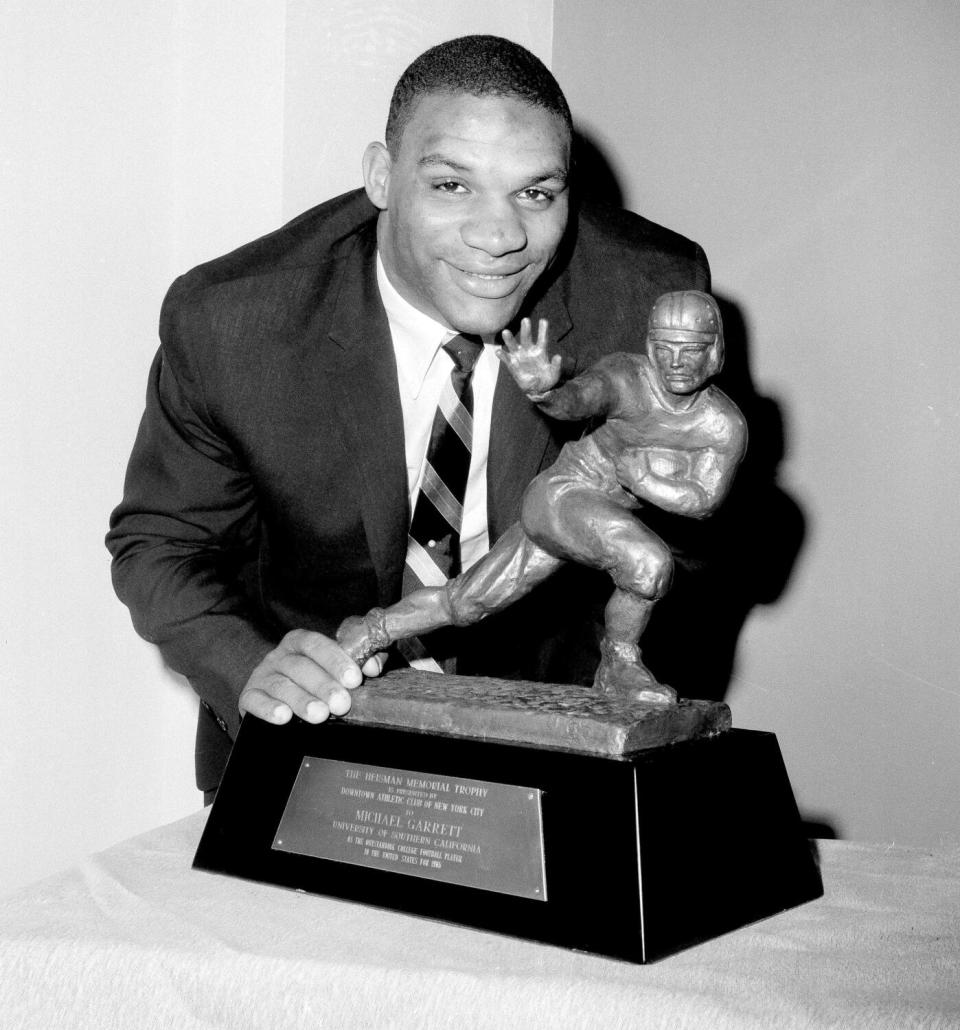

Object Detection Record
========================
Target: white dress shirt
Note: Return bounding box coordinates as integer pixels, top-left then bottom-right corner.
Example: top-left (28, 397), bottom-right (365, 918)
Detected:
top-left (376, 254), bottom-right (499, 571)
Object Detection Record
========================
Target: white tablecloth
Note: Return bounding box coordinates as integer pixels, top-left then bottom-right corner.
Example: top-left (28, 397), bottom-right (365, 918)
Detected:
top-left (1, 810), bottom-right (958, 1029)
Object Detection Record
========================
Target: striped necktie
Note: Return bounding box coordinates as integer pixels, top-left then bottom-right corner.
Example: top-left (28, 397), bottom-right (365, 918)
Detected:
top-left (399, 333), bottom-right (484, 671)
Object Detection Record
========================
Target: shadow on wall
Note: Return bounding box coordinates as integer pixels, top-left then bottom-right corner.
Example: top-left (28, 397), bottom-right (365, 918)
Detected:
top-left (572, 128), bottom-right (625, 210)
top-left (573, 128), bottom-right (809, 711)
top-left (575, 130), bottom-right (836, 838)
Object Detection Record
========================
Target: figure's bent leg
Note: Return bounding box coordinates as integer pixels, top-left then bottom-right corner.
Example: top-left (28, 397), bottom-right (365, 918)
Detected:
top-left (594, 591), bottom-right (677, 705)
top-left (446, 523), bottom-right (563, 625)
top-left (593, 527), bottom-right (676, 705)
top-left (522, 473), bottom-right (678, 705)
top-left (336, 523), bottom-right (563, 666)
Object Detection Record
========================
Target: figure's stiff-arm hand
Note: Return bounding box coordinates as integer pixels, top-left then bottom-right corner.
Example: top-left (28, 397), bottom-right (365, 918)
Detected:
top-left (499, 318), bottom-right (620, 421)
top-left (498, 318), bottom-right (561, 397)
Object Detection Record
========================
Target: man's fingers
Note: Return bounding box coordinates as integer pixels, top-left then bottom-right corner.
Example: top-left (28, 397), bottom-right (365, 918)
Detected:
top-left (286, 629), bottom-right (362, 689)
top-left (239, 629), bottom-right (363, 727)
top-left (361, 651), bottom-right (388, 678)
top-left (273, 651), bottom-right (349, 695)
top-left (254, 673), bottom-right (352, 723)
top-left (270, 675), bottom-right (349, 718)
top-left (238, 686), bottom-right (293, 724)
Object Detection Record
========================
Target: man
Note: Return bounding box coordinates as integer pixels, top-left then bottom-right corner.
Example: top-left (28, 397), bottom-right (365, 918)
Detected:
top-left (337, 291), bottom-right (747, 704)
top-left (107, 35), bottom-right (709, 797)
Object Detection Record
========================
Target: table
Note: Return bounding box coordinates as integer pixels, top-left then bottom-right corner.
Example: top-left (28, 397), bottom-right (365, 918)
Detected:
top-left (1, 810), bottom-right (958, 1029)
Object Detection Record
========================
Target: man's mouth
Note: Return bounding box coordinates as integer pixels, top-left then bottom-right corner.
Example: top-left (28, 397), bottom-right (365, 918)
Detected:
top-left (448, 262), bottom-right (526, 297)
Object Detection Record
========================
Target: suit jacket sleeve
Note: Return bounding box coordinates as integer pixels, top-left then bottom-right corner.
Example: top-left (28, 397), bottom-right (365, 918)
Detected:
top-left (107, 278), bottom-right (276, 739)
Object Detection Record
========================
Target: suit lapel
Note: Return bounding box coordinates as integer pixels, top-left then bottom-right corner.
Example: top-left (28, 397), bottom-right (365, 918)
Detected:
top-left (322, 227), bottom-right (409, 604)
top-left (487, 280), bottom-right (573, 541)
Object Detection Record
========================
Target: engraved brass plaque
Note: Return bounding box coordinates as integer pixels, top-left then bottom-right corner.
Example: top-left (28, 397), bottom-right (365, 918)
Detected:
top-left (273, 758), bottom-right (547, 900)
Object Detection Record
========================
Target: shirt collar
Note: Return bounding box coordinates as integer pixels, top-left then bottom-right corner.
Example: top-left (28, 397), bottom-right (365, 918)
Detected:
top-left (377, 253), bottom-right (454, 400)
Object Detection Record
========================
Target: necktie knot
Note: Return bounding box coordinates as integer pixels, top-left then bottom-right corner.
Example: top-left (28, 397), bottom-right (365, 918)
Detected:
top-left (443, 334), bottom-right (484, 376)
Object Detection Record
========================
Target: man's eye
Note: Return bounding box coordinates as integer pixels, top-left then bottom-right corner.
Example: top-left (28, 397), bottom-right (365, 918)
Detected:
top-left (434, 181), bottom-right (467, 194)
top-left (517, 187), bottom-right (554, 204)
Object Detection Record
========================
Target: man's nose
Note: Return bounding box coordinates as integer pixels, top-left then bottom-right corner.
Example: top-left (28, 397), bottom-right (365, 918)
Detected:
top-left (460, 199), bottom-right (527, 256)
top-left (670, 350), bottom-right (685, 368)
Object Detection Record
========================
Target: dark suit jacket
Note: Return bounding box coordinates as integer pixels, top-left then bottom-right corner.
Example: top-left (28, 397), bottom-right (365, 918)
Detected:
top-left (107, 188), bottom-right (708, 791)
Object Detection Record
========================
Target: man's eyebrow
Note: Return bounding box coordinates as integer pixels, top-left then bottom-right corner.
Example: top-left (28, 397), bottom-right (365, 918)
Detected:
top-left (418, 154), bottom-right (470, 172)
top-left (529, 168), bottom-right (569, 186)
top-left (418, 154), bottom-right (569, 185)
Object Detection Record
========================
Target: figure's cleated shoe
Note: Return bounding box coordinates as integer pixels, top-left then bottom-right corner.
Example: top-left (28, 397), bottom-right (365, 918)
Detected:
top-left (594, 639), bottom-right (678, 706)
top-left (336, 607), bottom-right (391, 666)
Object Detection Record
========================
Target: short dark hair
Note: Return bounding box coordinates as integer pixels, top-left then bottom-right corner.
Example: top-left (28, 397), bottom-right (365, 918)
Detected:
top-left (385, 35), bottom-right (573, 156)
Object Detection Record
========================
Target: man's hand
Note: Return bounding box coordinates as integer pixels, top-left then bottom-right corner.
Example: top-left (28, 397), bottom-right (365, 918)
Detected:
top-left (238, 629), bottom-right (385, 726)
top-left (498, 317), bottom-right (561, 396)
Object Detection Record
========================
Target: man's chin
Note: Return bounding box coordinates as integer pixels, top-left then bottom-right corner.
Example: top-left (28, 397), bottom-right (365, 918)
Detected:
top-left (446, 300), bottom-right (522, 337)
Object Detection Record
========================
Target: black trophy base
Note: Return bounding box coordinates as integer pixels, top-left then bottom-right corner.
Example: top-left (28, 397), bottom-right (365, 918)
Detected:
top-left (194, 720), bottom-right (822, 964)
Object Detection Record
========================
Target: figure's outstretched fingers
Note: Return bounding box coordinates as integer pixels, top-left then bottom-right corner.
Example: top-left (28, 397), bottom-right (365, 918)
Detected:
top-left (537, 318), bottom-right (550, 350)
top-left (538, 354), bottom-right (561, 393)
top-left (499, 327), bottom-right (518, 353)
top-left (518, 317), bottom-right (534, 349)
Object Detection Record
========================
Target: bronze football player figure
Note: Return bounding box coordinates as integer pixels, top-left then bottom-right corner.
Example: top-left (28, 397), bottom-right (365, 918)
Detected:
top-left (338, 291), bottom-right (747, 705)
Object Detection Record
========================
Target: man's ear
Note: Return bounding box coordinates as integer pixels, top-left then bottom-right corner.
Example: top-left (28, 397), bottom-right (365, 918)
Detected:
top-left (363, 142), bottom-right (391, 210)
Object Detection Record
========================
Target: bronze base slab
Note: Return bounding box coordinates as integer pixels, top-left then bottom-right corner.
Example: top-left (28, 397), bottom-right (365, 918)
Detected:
top-left (344, 669), bottom-right (730, 756)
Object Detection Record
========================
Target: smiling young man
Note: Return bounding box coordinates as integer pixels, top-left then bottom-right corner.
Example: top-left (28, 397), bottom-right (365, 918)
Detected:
top-left (107, 35), bottom-right (710, 798)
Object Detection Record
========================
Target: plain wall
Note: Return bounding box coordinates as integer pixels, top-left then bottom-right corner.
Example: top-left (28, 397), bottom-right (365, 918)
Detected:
top-left (554, 0), bottom-right (960, 846)
top-left (1, 0), bottom-right (286, 896)
top-left (0, 1), bottom-right (552, 897)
